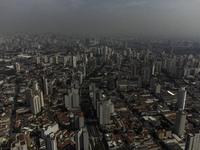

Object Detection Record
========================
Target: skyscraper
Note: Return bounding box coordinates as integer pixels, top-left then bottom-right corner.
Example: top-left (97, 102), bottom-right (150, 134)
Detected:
top-left (177, 87), bottom-right (187, 110)
top-left (39, 91), bottom-right (44, 107)
top-left (33, 80), bottom-right (39, 91)
top-left (25, 131), bottom-right (31, 148)
top-left (143, 67), bottom-right (150, 82)
top-left (64, 93), bottom-right (73, 108)
top-left (185, 133), bottom-right (200, 150)
top-left (43, 55), bottom-right (48, 63)
top-left (54, 56), bottom-right (58, 64)
top-left (14, 62), bottom-right (20, 73)
top-left (36, 56), bottom-right (40, 65)
top-left (75, 128), bottom-right (89, 150)
top-left (131, 63), bottom-right (137, 77)
top-left (154, 83), bottom-right (161, 94)
top-left (64, 89), bottom-right (79, 109)
top-left (75, 72), bottom-right (83, 85)
top-left (74, 112), bottom-right (84, 130)
top-left (174, 110), bottom-right (186, 137)
top-left (43, 76), bottom-right (48, 95)
top-left (72, 56), bottom-right (77, 68)
top-left (30, 95), bottom-right (41, 115)
top-left (97, 100), bottom-right (111, 125)
top-left (46, 133), bottom-right (57, 150)
top-left (25, 89), bottom-right (32, 106)
top-left (155, 61), bottom-right (162, 74)
top-left (137, 76), bottom-right (142, 88)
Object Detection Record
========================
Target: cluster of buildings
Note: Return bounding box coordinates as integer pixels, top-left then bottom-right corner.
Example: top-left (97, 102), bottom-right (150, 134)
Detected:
top-left (0, 34), bottom-right (200, 150)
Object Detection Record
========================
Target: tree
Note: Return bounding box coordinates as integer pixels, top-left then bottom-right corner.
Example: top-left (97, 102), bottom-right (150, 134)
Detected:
top-left (95, 144), bottom-right (105, 150)
top-left (135, 126), bottom-right (143, 134)
top-left (1, 141), bottom-right (8, 149)
top-left (14, 127), bottom-right (20, 133)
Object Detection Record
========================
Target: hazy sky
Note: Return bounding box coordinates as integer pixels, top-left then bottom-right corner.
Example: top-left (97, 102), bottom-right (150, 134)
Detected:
top-left (1, 0), bottom-right (200, 37)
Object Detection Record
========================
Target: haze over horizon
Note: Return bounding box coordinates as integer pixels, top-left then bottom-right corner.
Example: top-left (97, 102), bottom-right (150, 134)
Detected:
top-left (1, 0), bottom-right (200, 38)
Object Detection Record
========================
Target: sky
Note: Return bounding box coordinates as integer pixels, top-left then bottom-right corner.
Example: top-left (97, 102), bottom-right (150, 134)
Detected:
top-left (1, 0), bottom-right (200, 37)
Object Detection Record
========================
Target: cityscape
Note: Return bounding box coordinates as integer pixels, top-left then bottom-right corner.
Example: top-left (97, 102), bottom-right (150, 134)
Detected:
top-left (1, 0), bottom-right (200, 150)
top-left (0, 34), bottom-right (200, 150)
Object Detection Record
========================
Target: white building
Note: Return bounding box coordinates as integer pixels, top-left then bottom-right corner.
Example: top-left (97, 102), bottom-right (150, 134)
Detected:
top-left (46, 133), bottom-right (57, 150)
top-left (43, 55), bottom-right (48, 63)
top-left (30, 95), bottom-right (41, 115)
top-left (39, 91), bottom-right (44, 107)
top-left (14, 62), bottom-right (20, 73)
top-left (36, 56), bottom-right (40, 65)
top-left (185, 133), bottom-right (200, 150)
top-left (33, 80), bottom-right (39, 91)
top-left (154, 83), bottom-right (161, 94)
top-left (97, 100), bottom-right (112, 126)
top-left (174, 110), bottom-right (186, 137)
top-left (54, 56), bottom-right (58, 64)
top-left (42, 123), bottom-right (59, 139)
top-left (72, 56), bottom-right (77, 68)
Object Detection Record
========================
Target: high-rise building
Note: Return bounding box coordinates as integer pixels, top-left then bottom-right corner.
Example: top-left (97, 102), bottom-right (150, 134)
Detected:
top-left (93, 91), bottom-right (97, 110)
top-left (143, 67), bottom-right (150, 81)
top-left (43, 55), bottom-right (48, 63)
top-left (97, 100), bottom-right (111, 125)
top-left (43, 76), bottom-right (48, 95)
top-left (79, 64), bottom-right (86, 77)
top-left (64, 89), bottom-right (79, 108)
top-left (154, 83), bottom-right (161, 94)
top-left (185, 133), bottom-right (200, 150)
top-left (14, 62), bottom-right (20, 73)
top-left (39, 91), bottom-right (44, 107)
top-left (75, 128), bottom-right (89, 150)
top-left (177, 87), bottom-right (187, 110)
top-left (89, 83), bottom-right (96, 92)
top-left (25, 131), bottom-right (31, 148)
top-left (131, 63), bottom-right (137, 77)
top-left (83, 54), bottom-right (88, 64)
top-left (93, 90), bottom-right (102, 110)
top-left (42, 123), bottom-right (59, 139)
top-left (174, 110), bottom-right (186, 137)
top-left (46, 133), bottom-right (57, 150)
top-left (63, 56), bottom-right (67, 66)
top-left (72, 56), bottom-right (77, 68)
top-left (75, 72), bottom-right (83, 85)
top-left (74, 112), bottom-right (84, 130)
top-left (25, 89), bottom-right (32, 106)
top-left (54, 56), bottom-right (58, 64)
top-left (64, 93), bottom-right (73, 108)
top-left (30, 95), bottom-right (41, 115)
top-left (33, 80), bottom-right (39, 91)
top-left (49, 57), bottom-right (54, 64)
top-left (150, 78), bottom-right (156, 89)
top-left (36, 56), bottom-right (40, 65)
top-left (151, 63), bottom-right (155, 75)
top-left (79, 114), bottom-right (84, 129)
top-left (155, 61), bottom-right (162, 74)
top-left (137, 76), bottom-right (142, 88)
